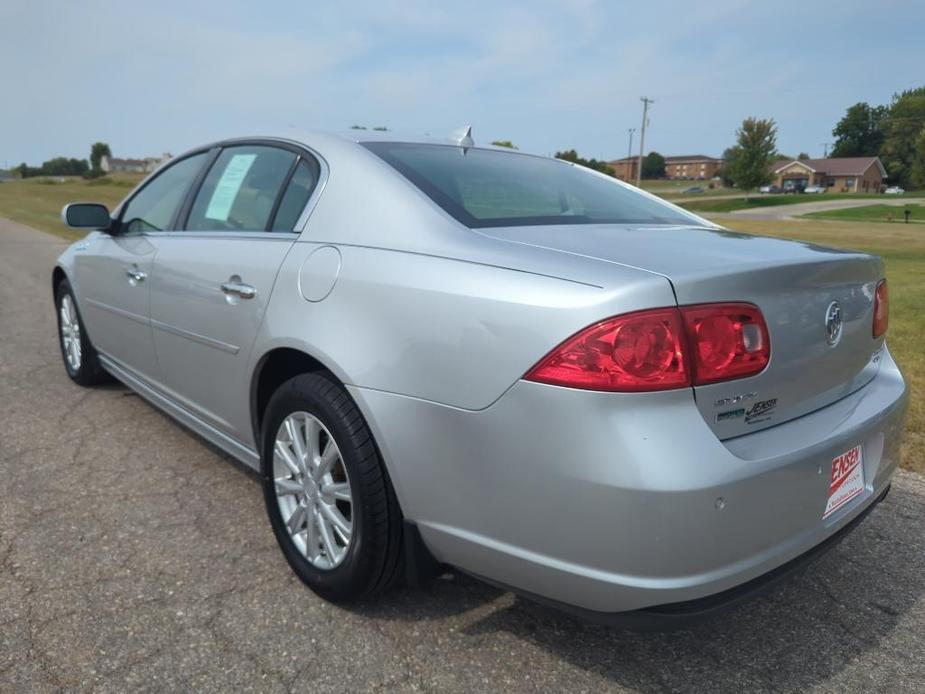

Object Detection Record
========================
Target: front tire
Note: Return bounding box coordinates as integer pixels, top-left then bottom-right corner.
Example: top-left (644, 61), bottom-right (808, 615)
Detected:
top-left (261, 372), bottom-right (403, 602)
top-left (55, 279), bottom-right (108, 387)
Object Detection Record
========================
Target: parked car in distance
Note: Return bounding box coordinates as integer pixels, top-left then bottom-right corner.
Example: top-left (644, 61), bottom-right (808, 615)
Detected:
top-left (885, 186), bottom-right (905, 195)
top-left (804, 185), bottom-right (827, 194)
top-left (759, 185), bottom-right (781, 194)
top-left (52, 129), bottom-right (908, 626)
top-left (680, 186), bottom-right (704, 194)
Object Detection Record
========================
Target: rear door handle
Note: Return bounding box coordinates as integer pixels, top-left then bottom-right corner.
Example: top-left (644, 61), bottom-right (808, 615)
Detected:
top-left (221, 279), bottom-right (256, 300)
top-left (125, 267), bottom-right (147, 283)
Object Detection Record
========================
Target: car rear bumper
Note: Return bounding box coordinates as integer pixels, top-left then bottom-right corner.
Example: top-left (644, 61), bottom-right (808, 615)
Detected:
top-left (350, 346), bottom-right (908, 614)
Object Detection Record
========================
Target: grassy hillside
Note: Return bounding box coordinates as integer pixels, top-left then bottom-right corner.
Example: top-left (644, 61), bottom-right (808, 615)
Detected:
top-left (0, 174), bottom-right (144, 238)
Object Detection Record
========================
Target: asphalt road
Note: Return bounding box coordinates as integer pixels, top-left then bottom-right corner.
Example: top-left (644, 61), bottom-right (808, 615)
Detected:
top-left (2, 217), bottom-right (924, 693)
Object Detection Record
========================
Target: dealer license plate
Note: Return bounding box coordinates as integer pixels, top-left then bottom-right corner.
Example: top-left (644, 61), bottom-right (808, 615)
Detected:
top-left (823, 444), bottom-right (864, 519)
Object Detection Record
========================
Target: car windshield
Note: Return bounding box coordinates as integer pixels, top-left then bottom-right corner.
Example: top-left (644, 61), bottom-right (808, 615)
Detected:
top-left (362, 142), bottom-right (700, 229)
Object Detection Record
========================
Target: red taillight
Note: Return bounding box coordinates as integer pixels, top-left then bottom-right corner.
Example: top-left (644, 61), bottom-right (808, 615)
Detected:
top-left (525, 303), bottom-right (770, 392)
top-left (682, 303), bottom-right (770, 385)
top-left (873, 279), bottom-right (888, 338)
top-left (524, 308), bottom-right (689, 392)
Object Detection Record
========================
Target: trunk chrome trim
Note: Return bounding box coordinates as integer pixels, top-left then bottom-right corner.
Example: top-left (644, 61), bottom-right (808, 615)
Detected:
top-left (98, 354), bottom-right (260, 471)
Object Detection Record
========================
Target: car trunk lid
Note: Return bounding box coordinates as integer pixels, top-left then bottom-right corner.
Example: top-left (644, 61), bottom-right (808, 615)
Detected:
top-left (477, 224), bottom-right (886, 438)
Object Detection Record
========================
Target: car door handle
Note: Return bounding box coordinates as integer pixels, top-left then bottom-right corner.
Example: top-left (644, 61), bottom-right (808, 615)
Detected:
top-left (125, 268), bottom-right (147, 283)
top-left (221, 280), bottom-right (256, 300)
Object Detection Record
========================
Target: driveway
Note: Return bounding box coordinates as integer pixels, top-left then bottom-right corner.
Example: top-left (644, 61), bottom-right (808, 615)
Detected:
top-left (718, 196), bottom-right (925, 221)
top-left (2, 217), bottom-right (924, 693)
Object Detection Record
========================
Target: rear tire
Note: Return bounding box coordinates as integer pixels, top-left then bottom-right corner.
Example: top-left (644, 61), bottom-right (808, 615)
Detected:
top-left (55, 279), bottom-right (108, 387)
top-left (261, 372), bottom-right (403, 602)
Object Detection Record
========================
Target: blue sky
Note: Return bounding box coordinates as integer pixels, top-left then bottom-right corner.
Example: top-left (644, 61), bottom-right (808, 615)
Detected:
top-left (2, 0), bottom-right (923, 167)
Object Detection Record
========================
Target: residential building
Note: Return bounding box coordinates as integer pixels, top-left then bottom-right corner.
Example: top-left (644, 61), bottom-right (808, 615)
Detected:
top-left (607, 154), bottom-right (724, 181)
top-left (770, 157), bottom-right (886, 193)
top-left (101, 153), bottom-right (172, 174)
top-left (607, 156), bottom-right (639, 182)
top-left (664, 155), bottom-right (724, 180)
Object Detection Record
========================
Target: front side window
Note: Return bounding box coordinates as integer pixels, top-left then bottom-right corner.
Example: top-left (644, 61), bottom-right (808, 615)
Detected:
top-left (119, 152), bottom-right (208, 233)
top-left (363, 143), bottom-right (698, 228)
top-left (186, 146), bottom-right (296, 231)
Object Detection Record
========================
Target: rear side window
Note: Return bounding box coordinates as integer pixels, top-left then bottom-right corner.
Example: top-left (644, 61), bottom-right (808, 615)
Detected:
top-left (363, 142), bottom-right (699, 228)
top-left (186, 146), bottom-right (296, 231)
top-left (120, 152), bottom-right (208, 233)
top-left (270, 159), bottom-right (319, 231)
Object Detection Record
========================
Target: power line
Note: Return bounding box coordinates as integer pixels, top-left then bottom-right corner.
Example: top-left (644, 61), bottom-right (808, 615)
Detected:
top-left (636, 97), bottom-right (654, 187)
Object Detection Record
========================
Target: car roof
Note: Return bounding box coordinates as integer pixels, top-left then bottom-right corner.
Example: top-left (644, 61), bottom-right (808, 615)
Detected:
top-left (213, 127), bottom-right (533, 156)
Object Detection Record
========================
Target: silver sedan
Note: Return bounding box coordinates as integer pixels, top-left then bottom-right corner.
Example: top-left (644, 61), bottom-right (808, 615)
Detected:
top-left (53, 130), bottom-right (908, 625)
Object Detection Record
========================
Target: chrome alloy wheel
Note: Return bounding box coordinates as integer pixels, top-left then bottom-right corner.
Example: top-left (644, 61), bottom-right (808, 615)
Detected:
top-left (273, 412), bottom-right (354, 569)
top-left (59, 294), bottom-right (82, 372)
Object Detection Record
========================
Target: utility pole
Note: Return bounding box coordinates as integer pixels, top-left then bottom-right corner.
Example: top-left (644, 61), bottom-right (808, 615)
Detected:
top-left (627, 128), bottom-right (636, 160)
top-left (820, 142), bottom-right (831, 157)
top-left (636, 97), bottom-right (653, 187)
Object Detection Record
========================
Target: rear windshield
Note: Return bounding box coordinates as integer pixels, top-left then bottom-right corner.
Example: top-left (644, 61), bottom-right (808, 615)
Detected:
top-left (362, 142), bottom-right (699, 228)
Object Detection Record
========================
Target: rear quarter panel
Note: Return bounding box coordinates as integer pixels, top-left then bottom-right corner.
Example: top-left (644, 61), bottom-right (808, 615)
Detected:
top-left (254, 242), bottom-right (678, 411)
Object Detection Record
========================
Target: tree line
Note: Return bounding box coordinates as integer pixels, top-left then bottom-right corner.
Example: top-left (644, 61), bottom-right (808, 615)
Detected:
top-left (13, 142), bottom-right (112, 179)
top-left (829, 87), bottom-right (925, 189)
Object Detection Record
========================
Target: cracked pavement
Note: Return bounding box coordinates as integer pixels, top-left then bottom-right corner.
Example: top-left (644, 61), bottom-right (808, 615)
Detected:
top-left (1, 216), bottom-right (924, 693)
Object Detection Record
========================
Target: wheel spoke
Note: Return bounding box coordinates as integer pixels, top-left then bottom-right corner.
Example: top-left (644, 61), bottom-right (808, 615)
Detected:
top-left (319, 501), bottom-right (351, 536)
top-left (286, 503), bottom-right (308, 535)
top-left (302, 415), bottom-right (321, 460)
top-left (306, 505), bottom-right (320, 559)
top-left (285, 418), bottom-right (308, 469)
top-left (322, 482), bottom-right (351, 502)
top-left (274, 440), bottom-right (301, 476)
top-left (275, 477), bottom-right (303, 496)
top-left (317, 512), bottom-right (339, 561)
top-left (315, 439), bottom-right (339, 480)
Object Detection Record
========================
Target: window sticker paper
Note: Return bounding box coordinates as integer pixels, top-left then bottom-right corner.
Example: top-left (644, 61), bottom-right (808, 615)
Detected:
top-left (205, 153), bottom-right (257, 221)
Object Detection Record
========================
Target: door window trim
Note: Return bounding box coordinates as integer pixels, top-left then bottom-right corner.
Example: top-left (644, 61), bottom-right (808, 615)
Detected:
top-left (176, 139), bottom-right (324, 234)
top-left (112, 137), bottom-right (328, 237)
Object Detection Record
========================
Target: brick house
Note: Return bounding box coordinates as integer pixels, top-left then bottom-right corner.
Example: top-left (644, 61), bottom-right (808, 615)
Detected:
top-left (770, 157), bottom-right (886, 193)
top-left (607, 154), bottom-right (724, 181)
top-left (664, 155), bottom-right (724, 180)
top-left (607, 156), bottom-right (639, 182)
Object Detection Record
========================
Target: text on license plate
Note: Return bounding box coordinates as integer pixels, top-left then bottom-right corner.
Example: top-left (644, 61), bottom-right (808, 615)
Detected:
top-left (823, 444), bottom-right (864, 519)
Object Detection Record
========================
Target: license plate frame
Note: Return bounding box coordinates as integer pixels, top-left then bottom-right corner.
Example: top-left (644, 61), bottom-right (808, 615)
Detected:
top-left (823, 444), bottom-right (864, 519)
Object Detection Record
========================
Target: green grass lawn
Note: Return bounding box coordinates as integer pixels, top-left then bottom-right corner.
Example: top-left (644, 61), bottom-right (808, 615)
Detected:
top-left (804, 203), bottom-right (925, 224)
top-left (0, 174), bottom-right (144, 239)
top-left (680, 193), bottom-right (886, 213)
top-left (712, 217), bottom-right (924, 473)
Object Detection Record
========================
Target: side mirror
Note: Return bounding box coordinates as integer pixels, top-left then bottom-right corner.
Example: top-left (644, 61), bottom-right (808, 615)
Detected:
top-left (61, 203), bottom-right (112, 229)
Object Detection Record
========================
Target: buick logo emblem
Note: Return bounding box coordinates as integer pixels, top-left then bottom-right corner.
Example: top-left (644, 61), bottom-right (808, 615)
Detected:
top-left (825, 301), bottom-right (843, 347)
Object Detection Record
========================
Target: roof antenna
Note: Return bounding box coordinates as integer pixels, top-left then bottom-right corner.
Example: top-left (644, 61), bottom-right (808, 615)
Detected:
top-left (452, 125), bottom-right (474, 148)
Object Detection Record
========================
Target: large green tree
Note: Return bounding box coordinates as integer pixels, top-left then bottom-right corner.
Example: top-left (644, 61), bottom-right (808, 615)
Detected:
top-left (89, 142), bottom-right (111, 172)
top-left (641, 151), bottom-right (666, 178)
top-left (881, 87), bottom-right (925, 187)
top-left (831, 103), bottom-right (886, 157)
top-left (908, 125), bottom-right (925, 190)
top-left (554, 149), bottom-right (615, 176)
top-left (726, 117), bottom-right (777, 196)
